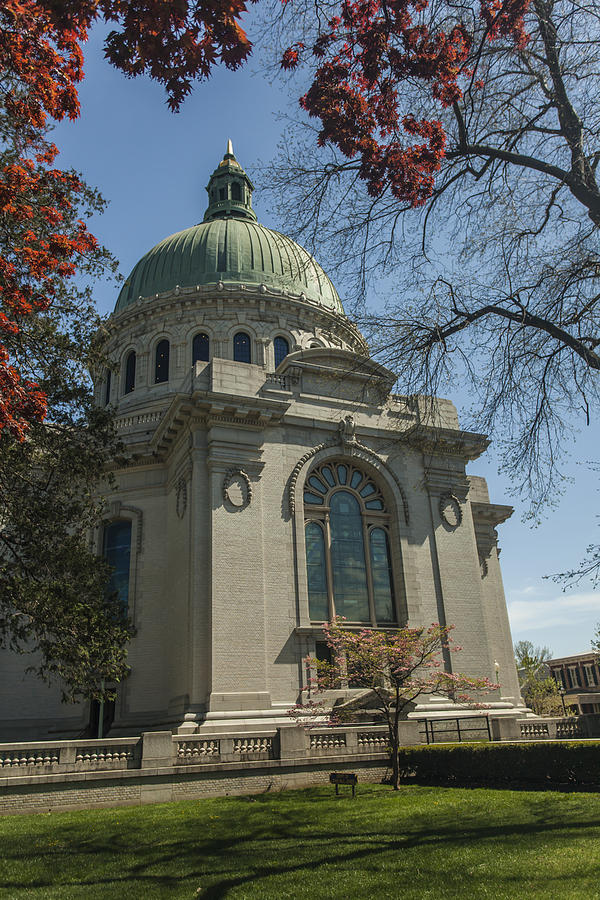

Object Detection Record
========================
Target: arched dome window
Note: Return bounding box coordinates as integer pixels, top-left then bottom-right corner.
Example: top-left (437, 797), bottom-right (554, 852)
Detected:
top-left (274, 336), bottom-right (289, 369)
top-left (231, 182), bottom-right (241, 201)
top-left (103, 520), bottom-right (132, 613)
top-left (104, 369), bottom-right (112, 406)
top-left (124, 351), bottom-right (136, 394)
top-left (233, 332), bottom-right (251, 364)
top-left (304, 460), bottom-right (396, 625)
top-left (155, 340), bottom-right (170, 383)
top-left (192, 332), bottom-right (210, 364)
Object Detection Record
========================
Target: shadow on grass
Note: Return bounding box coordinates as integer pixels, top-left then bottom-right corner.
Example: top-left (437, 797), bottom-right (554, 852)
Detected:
top-left (1, 789), bottom-right (600, 896)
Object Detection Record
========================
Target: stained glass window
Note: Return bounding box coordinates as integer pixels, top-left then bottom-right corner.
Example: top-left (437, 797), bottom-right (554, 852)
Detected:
top-left (370, 528), bottom-right (395, 622)
top-left (303, 460), bottom-right (396, 625)
top-left (306, 522), bottom-right (329, 621)
top-left (330, 491), bottom-right (370, 621)
top-left (103, 520), bottom-right (132, 613)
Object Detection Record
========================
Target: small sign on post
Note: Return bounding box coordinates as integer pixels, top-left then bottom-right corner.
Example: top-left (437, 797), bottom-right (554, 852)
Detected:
top-left (329, 772), bottom-right (358, 798)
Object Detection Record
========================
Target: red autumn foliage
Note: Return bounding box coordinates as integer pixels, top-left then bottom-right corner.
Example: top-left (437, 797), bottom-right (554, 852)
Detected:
top-left (1, 0), bottom-right (254, 440)
top-left (283, 0), bottom-right (531, 205)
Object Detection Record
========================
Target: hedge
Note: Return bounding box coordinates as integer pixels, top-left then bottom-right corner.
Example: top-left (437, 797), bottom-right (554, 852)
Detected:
top-left (397, 741), bottom-right (600, 788)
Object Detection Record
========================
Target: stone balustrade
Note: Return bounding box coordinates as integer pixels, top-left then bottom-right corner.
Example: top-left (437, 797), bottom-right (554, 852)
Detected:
top-left (0, 737), bottom-right (140, 776)
top-left (518, 717), bottom-right (587, 740)
top-left (0, 725), bottom-right (402, 779)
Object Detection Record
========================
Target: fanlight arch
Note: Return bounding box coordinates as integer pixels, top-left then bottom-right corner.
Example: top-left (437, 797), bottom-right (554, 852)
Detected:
top-left (304, 460), bottom-right (396, 626)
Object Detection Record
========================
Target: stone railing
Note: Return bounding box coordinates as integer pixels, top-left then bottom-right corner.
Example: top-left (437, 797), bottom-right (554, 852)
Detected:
top-left (518, 717), bottom-right (587, 740)
top-left (0, 725), bottom-right (401, 779)
top-left (0, 737), bottom-right (140, 776)
top-left (263, 373), bottom-right (290, 391)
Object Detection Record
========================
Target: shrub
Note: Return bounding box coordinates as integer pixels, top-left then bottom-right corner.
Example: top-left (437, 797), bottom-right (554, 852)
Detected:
top-left (397, 741), bottom-right (600, 788)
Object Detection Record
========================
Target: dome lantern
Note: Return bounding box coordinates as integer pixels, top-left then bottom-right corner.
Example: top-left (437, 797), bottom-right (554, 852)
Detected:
top-left (203, 140), bottom-right (257, 223)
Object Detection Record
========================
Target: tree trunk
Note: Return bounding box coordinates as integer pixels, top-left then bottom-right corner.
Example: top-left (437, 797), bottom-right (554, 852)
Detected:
top-left (391, 735), bottom-right (400, 790)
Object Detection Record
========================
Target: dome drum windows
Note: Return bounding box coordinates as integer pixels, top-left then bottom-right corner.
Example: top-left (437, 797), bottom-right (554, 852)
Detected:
top-left (274, 336), bottom-right (289, 369)
top-left (233, 331), bottom-right (251, 364)
top-left (193, 332), bottom-right (210, 365)
top-left (155, 340), bottom-right (170, 384)
top-left (124, 351), bottom-right (136, 394)
top-left (304, 461), bottom-right (396, 626)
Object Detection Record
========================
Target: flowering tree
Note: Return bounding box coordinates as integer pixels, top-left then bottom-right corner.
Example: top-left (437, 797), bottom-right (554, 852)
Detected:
top-left (0, 0), bottom-right (255, 441)
top-left (291, 620), bottom-right (498, 789)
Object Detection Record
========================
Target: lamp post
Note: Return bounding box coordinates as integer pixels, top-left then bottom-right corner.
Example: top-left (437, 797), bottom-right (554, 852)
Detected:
top-left (559, 686), bottom-right (567, 716)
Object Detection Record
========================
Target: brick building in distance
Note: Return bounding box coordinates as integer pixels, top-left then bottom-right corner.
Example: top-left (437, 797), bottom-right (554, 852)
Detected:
top-left (548, 653), bottom-right (600, 714)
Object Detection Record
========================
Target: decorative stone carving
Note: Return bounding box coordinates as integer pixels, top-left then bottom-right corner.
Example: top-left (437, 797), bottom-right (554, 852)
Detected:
top-left (223, 469), bottom-right (252, 510)
top-left (439, 493), bottom-right (462, 528)
top-left (338, 414), bottom-right (356, 448)
top-left (288, 440), bottom-right (409, 524)
top-left (176, 478), bottom-right (187, 519)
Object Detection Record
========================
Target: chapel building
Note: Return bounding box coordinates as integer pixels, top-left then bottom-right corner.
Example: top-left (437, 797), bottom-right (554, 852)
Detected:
top-left (0, 144), bottom-right (525, 739)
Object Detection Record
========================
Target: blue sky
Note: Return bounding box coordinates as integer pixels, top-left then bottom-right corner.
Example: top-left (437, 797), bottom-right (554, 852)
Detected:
top-left (54, 26), bottom-right (600, 660)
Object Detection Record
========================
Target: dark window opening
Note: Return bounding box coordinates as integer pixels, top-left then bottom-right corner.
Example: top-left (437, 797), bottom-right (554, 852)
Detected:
top-left (104, 369), bottom-right (112, 406)
top-left (233, 332), bottom-right (251, 363)
top-left (231, 182), bottom-right (241, 201)
top-left (155, 339), bottom-right (169, 383)
top-left (315, 642), bottom-right (332, 666)
top-left (87, 695), bottom-right (116, 739)
top-left (274, 336), bottom-right (289, 368)
top-left (219, 187), bottom-right (226, 200)
top-left (192, 332), bottom-right (210, 364)
top-left (124, 351), bottom-right (136, 394)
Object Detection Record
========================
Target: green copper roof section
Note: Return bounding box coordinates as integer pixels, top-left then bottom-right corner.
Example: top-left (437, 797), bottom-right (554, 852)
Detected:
top-left (115, 143), bottom-right (344, 314)
top-left (115, 218), bottom-right (343, 313)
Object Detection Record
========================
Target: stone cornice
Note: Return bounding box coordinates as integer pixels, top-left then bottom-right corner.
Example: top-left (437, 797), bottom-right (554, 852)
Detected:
top-left (149, 389), bottom-right (291, 459)
top-left (470, 501), bottom-right (514, 527)
top-left (406, 424), bottom-right (490, 461)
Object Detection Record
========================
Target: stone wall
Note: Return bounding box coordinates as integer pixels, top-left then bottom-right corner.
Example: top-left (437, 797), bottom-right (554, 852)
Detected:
top-left (0, 724), bottom-right (405, 814)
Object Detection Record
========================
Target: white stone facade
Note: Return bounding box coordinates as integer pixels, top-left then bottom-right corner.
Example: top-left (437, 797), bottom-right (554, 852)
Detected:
top-left (0, 152), bottom-right (526, 740)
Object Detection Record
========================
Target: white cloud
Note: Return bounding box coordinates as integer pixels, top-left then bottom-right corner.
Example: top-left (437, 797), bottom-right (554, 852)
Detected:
top-left (508, 591), bottom-right (600, 631)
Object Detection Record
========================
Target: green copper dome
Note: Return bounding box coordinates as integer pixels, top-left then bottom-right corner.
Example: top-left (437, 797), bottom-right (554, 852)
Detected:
top-left (115, 143), bottom-right (343, 315)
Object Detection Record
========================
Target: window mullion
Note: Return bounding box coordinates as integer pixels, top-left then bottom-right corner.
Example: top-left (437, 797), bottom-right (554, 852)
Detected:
top-left (324, 511), bottom-right (335, 621)
top-left (363, 520), bottom-right (377, 627)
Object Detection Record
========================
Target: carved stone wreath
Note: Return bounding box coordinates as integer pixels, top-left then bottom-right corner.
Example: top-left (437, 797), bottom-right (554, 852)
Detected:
top-left (176, 478), bottom-right (187, 519)
top-left (223, 469), bottom-right (252, 510)
top-left (439, 493), bottom-right (462, 528)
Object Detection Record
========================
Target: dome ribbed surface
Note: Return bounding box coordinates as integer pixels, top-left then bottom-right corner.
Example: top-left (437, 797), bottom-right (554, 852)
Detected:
top-left (115, 218), bottom-right (343, 314)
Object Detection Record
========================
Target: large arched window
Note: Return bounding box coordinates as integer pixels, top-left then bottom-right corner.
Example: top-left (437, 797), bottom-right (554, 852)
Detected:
top-left (124, 351), bottom-right (136, 394)
top-left (233, 332), bottom-right (251, 363)
top-left (103, 520), bottom-right (132, 613)
top-left (274, 336), bottom-right (289, 369)
top-left (304, 460), bottom-right (396, 625)
top-left (192, 332), bottom-right (210, 364)
top-left (155, 339), bottom-right (169, 383)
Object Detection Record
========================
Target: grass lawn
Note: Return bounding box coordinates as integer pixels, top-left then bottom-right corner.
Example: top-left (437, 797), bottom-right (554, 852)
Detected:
top-left (1, 784), bottom-right (599, 898)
